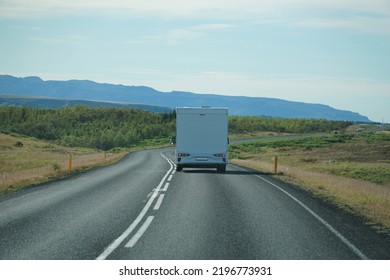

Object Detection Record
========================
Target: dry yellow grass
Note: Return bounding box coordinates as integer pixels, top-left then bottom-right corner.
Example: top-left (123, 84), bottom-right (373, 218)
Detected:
top-left (232, 158), bottom-right (390, 232)
top-left (229, 131), bottom-right (293, 140)
top-left (0, 133), bottom-right (125, 194)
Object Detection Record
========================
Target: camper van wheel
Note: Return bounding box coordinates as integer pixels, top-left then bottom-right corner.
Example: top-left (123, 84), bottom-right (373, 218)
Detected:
top-left (176, 165), bottom-right (183, 171)
top-left (217, 165), bottom-right (226, 172)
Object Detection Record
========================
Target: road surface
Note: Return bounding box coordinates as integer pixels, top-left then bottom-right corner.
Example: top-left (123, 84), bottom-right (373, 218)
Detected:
top-left (0, 148), bottom-right (389, 259)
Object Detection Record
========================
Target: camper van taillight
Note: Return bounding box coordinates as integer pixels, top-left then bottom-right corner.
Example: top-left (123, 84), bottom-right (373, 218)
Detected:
top-left (178, 153), bottom-right (190, 157)
top-left (213, 153), bottom-right (226, 158)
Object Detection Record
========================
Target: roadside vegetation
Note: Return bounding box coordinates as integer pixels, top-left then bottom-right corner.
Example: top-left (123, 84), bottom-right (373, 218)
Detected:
top-left (0, 106), bottom-right (176, 151)
top-left (229, 115), bottom-right (351, 135)
top-left (229, 132), bottom-right (390, 232)
top-left (0, 132), bottom-right (126, 194)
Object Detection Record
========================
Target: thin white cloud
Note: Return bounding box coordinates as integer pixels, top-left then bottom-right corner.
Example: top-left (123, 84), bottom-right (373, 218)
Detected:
top-left (309, 0), bottom-right (390, 15)
top-left (192, 23), bottom-right (233, 31)
top-left (167, 23), bottom-right (233, 41)
top-left (2, 0), bottom-right (389, 36)
top-left (292, 16), bottom-right (390, 35)
top-left (0, 0), bottom-right (246, 18)
top-left (140, 28), bottom-right (203, 44)
top-left (11, 25), bottom-right (41, 31)
top-left (1, 0), bottom-right (389, 18)
top-left (30, 34), bottom-right (87, 45)
top-left (140, 23), bottom-right (233, 44)
top-left (167, 28), bottom-right (203, 41)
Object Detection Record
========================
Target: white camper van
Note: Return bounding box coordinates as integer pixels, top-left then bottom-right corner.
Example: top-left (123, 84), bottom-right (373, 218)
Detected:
top-left (175, 107), bottom-right (229, 172)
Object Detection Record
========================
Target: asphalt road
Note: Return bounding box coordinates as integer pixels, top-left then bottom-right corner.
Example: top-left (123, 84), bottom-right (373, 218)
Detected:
top-left (0, 148), bottom-right (389, 260)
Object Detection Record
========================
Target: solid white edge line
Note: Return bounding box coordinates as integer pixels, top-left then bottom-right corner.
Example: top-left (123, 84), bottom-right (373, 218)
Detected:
top-left (233, 165), bottom-right (369, 260)
top-left (125, 216), bottom-right (154, 248)
top-left (96, 153), bottom-right (173, 260)
top-left (153, 194), bottom-right (165, 210)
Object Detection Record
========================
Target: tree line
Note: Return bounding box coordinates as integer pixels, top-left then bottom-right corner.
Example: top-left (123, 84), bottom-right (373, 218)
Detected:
top-left (0, 106), bottom-right (176, 150)
top-left (0, 106), bottom-right (352, 150)
top-left (229, 116), bottom-right (351, 134)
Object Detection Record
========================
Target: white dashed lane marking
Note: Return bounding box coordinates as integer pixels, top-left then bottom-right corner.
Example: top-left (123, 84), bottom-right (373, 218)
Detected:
top-left (153, 194), bottom-right (165, 211)
top-left (96, 153), bottom-right (174, 260)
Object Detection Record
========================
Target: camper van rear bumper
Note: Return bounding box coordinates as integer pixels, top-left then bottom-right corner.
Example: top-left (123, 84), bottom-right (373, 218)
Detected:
top-left (175, 153), bottom-right (227, 171)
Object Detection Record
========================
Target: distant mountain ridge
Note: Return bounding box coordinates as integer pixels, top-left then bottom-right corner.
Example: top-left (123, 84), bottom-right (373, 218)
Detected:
top-left (0, 75), bottom-right (371, 122)
top-left (0, 94), bottom-right (171, 113)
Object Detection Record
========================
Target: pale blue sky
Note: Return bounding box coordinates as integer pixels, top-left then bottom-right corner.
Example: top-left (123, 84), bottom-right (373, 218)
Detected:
top-left (1, 0), bottom-right (389, 122)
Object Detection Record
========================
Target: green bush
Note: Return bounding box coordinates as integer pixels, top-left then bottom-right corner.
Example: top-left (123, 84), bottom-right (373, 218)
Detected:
top-left (14, 141), bottom-right (23, 147)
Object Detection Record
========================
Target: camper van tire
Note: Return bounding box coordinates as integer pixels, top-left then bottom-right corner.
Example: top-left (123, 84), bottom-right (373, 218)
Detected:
top-left (217, 165), bottom-right (226, 172)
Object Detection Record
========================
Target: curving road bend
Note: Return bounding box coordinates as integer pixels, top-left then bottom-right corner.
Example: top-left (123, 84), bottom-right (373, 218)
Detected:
top-left (0, 148), bottom-right (389, 260)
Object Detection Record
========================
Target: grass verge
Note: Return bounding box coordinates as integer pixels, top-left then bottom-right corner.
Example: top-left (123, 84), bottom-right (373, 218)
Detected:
top-left (0, 132), bottom-right (127, 195)
top-left (230, 132), bottom-right (390, 233)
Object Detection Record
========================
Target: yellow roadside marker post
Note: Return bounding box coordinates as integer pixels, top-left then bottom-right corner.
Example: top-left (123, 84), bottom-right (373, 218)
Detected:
top-left (274, 155), bottom-right (278, 174)
top-left (68, 154), bottom-right (73, 171)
